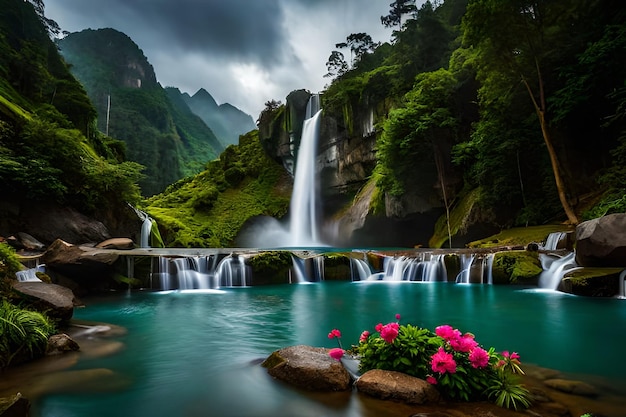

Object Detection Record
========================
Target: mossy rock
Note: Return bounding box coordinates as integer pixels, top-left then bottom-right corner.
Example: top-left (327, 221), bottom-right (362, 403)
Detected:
top-left (492, 251), bottom-right (542, 284)
top-left (247, 251), bottom-right (292, 285)
top-left (323, 254), bottom-right (351, 281)
top-left (561, 268), bottom-right (621, 297)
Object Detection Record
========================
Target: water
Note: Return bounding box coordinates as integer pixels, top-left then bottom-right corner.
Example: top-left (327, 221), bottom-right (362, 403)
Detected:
top-left (242, 95), bottom-right (326, 248)
top-left (24, 282), bottom-right (626, 417)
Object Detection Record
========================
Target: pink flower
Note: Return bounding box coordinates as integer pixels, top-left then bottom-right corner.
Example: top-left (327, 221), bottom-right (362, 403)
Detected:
top-left (329, 348), bottom-right (344, 361)
top-left (359, 330), bottom-right (370, 343)
top-left (469, 347), bottom-right (490, 368)
top-left (380, 322), bottom-right (400, 343)
top-left (328, 329), bottom-right (341, 339)
top-left (426, 375), bottom-right (437, 385)
top-left (395, 313), bottom-right (401, 320)
top-left (435, 325), bottom-right (461, 341)
top-left (450, 333), bottom-right (478, 352)
top-left (431, 347), bottom-right (457, 374)
top-left (502, 351), bottom-right (521, 361)
top-left (375, 323), bottom-right (383, 332)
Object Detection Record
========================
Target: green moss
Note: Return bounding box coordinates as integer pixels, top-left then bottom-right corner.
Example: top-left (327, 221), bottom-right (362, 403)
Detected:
top-left (430, 187), bottom-right (483, 248)
top-left (468, 224), bottom-right (574, 249)
top-left (247, 251), bottom-right (292, 285)
top-left (323, 253), bottom-right (351, 281)
top-left (492, 251), bottom-right (543, 284)
top-left (561, 268), bottom-right (621, 297)
top-left (145, 130), bottom-right (291, 247)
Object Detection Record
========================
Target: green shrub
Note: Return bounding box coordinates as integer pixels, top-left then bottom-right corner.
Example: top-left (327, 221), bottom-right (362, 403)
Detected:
top-left (0, 299), bottom-right (56, 368)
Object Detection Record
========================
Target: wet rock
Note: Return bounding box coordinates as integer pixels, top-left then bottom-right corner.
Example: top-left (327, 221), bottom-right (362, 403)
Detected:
top-left (576, 213), bottom-right (626, 267)
top-left (40, 239), bottom-right (120, 291)
top-left (11, 282), bottom-right (77, 321)
top-left (96, 238), bottom-right (135, 250)
top-left (543, 378), bottom-right (599, 397)
top-left (47, 334), bottom-right (80, 355)
top-left (355, 369), bottom-right (440, 404)
top-left (262, 345), bottom-right (351, 391)
top-left (0, 393), bottom-right (29, 417)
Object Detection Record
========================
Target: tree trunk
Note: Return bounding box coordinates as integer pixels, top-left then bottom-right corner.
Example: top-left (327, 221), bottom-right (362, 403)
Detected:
top-left (522, 68), bottom-right (579, 225)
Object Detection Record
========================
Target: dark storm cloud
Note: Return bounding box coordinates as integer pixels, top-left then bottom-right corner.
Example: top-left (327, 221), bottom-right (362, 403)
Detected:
top-left (49, 0), bottom-right (293, 68)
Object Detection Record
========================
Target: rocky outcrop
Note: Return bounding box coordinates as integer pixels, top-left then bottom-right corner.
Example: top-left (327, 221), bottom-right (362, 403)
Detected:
top-left (10, 282), bottom-right (77, 321)
top-left (46, 334), bottom-right (80, 355)
top-left (0, 393), bottom-right (29, 417)
top-left (355, 369), bottom-right (440, 404)
top-left (575, 214), bottom-right (626, 267)
top-left (40, 239), bottom-right (121, 293)
top-left (262, 345), bottom-right (351, 391)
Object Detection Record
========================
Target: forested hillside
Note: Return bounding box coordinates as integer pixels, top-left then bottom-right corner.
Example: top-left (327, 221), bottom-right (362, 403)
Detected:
top-left (0, 0), bottom-right (143, 241)
top-left (315, 0), bottom-right (626, 246)
top-left (57, 28), bottom-right (226, 196)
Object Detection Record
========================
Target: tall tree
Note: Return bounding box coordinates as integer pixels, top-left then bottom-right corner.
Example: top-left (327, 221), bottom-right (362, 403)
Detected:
top-left (335, 33), bottom-right (379, 68)
top-left (381, 0), bottom-right (418, 30)
top-left (324, 51), bottom-right (348, 79)
top-left (462, 0), bottom-right (582, 224)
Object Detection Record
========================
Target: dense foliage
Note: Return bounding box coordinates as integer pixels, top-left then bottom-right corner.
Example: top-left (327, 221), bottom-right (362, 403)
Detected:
top-left (0, 0), bottom-right (143, 214)
top-left (0, 243), bottom-right (56, 368)
top-left (144, 130), bottom-right (291, 247)
top-left (322, 0), bottom-right (626, 232)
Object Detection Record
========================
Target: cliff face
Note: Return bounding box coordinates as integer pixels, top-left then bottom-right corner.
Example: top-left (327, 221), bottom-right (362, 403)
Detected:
top-left (259, 90), bottom-right (457, 247)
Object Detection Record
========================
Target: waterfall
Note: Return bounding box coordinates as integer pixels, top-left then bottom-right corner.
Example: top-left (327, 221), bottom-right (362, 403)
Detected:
top-left (350, 258), bottom-right (372, 281)
top-left (151, 254), bottom-right (247, 289)
top-left (15, 264), bottom-right (45, 282)
top-left (538, 252), bottom-right (579, 290)
top-left (366, 254), bottom-right (446, 282)
top-left (619, 270), bottom-right (626, 299)
top-left (288, 108), bottom-right (323, 246)
top-left (455, 254), bottom-right (476, 283)
top-left (542, 231), bottom-right (568, 250)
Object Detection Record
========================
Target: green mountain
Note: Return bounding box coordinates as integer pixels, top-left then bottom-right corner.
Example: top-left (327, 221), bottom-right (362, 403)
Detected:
top-left (178, 88), bottom-right (256, 146)
top-left (0, 0), bottom-right (143, 242)
top-left (56, 28), bottom-right (225, 196)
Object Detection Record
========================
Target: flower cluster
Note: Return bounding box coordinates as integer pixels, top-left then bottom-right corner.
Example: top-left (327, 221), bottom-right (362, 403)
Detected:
top-left (326, 315), bottom-right (531, 410)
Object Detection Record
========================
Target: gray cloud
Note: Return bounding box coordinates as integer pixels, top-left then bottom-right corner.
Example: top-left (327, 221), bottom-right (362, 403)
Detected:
top-left (45, 0), bottom-right (418, 117)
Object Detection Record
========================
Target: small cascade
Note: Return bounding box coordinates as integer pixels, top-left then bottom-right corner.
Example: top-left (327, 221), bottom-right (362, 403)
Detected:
top-left (290, 255), bottom-right (324, 283)
top-left (140, 216), bottom-right (153, 248)
top-left (216, 255), bottom-right (249, 287)
top-left (619, 270), bottom-right (626, 299)
top-left (455, 254), bottom-right (476, 283)
top-left (538, 252), bottom-right (579, 290)
top-left (151, 254), bottom-right (248, 290)
top-left (350, 258), bottom-right (372, 281)
top-left (542, 231), bottom-right (568, 250)
top-left (15, 264), bottom-right (45, 282)
top-left (368, 254), bottom-right (447, 282)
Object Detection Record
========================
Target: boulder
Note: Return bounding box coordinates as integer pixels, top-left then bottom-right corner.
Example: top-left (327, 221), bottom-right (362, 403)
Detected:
top-left (0, 393), bottom-right (29, 417)
top-left (262, 345), bottom-right (351, 391)
top-left (96, 238), bottom-right (135, 250)
top-left (543, 378), bottom-right (599, 397)
top-left (576, 214), bottom-right (626, 267)
top-left (355, 369), bottom-right (440, 404)
top-left (40, 239), bottom-right (120, 290)
top-left (47, 333), bottom-right (80, 355)
top-left (11, 282), bottom-right (77, 321)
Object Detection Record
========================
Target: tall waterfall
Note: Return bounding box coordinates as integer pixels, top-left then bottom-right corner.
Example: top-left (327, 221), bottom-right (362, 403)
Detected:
top-left (288, 108), bottom-right (323, 246)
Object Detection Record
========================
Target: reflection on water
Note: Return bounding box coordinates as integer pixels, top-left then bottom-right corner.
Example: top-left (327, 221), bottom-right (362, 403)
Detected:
top-left (4, 282), bottom-right (625, 417)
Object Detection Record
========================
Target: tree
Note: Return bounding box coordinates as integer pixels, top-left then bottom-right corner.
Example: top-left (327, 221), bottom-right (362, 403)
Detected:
top-left (462, 0), bottom-right (581, 224)
top-left (324, 51), bottom-right (348, 78)
top-left (381, 0), bottom-right (418, 30)
top-left (335, 33), bottom-right (379, 68)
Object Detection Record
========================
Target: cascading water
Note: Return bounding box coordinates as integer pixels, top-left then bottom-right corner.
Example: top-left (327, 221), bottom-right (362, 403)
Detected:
top-left (152, 254), bottom-right (249, 290)
top-left (538, 252), bottom-right (579, 290)
top-left (242, 94), bottom-right (325, 248)
top-left (15, 264), bottom-right (45, 282)
top-left (288, 107), bottom-right (323, 246)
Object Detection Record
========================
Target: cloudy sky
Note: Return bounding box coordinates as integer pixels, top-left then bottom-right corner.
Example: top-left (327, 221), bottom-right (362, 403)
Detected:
top-left (45, 0), bottom-right (425, 119)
